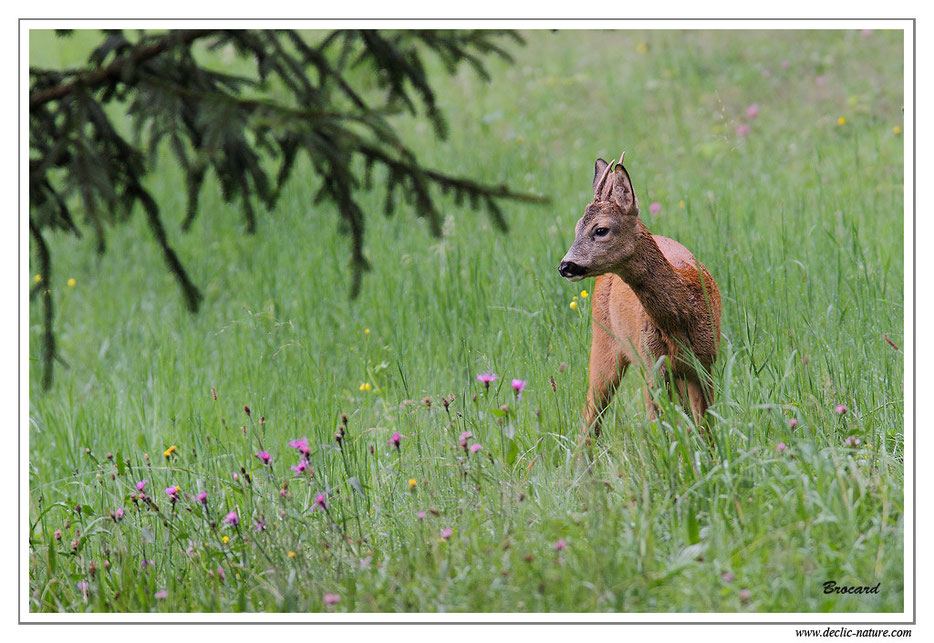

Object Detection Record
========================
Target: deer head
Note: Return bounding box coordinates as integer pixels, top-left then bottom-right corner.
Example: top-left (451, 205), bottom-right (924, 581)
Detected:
top-left (558, 155), bottom-right (641, 281)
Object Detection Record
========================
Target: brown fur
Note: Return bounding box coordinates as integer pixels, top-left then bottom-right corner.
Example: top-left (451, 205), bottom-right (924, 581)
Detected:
top-left (560, 158), bottom-right (721, 436)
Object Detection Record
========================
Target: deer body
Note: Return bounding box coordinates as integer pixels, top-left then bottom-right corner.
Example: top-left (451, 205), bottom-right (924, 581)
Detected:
top-left (559, 157), bottom-right (721, 434)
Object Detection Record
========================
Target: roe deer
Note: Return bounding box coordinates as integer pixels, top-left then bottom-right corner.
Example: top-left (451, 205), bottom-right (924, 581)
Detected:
top-left (558, 155), bottom-right (721, 436)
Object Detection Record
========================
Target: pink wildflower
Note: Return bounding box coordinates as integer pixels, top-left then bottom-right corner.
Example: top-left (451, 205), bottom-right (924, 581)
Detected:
top-left (861, 29), bottom-right (873, 35)
top-left (197, 491), bottom-right (208, 505)
top-left (844, 435), bottom-right (861, 447)
top-left (776, 442), bottom-right (788, 453)
top-left (389, 432), bottom-right (402, 449)
top-left (216, 566), bottom-right (225, 581)
top-left (722, 572), bottom-right (734, 582)
top-left (781, 60), bottom-right (791, 69)
top-left (649, 202), bottom-right (661, 215)
top-left (511, 379), bottom-right (527, 401)
top-left (314, 493), bottom-right (328, 511)
top-left (789, 418), bottom-right (798, 428)
top-left (288, 437), bottom-right (311, 457)
top-left (554, 539), bottom-right (567, 551)
top-left (165, 485), bottom-right (180, 501)
top-left (816, 75), bottom-right (828, 86)
top-left (255, 450), bottom-right (272, 465)
top-left (141, 559), bottom-right (154, 569)
top-left (324, 593), bottom-right (341, 606)
top-left (835, 404), bottom-right (847, 415)
top-left (54, 529), bottom-right (61, 541)
top-left (469, 443), bottom-right (483, 454)
top-left (136, 480), bottom-right (147, 492)
top-left (441, 527), bottom-right (453, 539)
top-left (746, 104), bottom-right (760, 119)
top-left (223, 510), bottom-right (239, 527)
top-left (736, 124), bottom-right (751, 136)
top-left (115, 508), bottom-right (125, 521)
top-left (155, 589), bottom-right (168, 600)
top-left (477, 372), bottom-right (498, 389)
top-left (417, 511), bottom-right (427, 520)
top-left (291, 460), bottom-right (309, 475)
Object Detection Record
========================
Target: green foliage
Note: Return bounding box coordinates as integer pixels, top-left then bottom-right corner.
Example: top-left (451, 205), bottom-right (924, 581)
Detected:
top-left (27, 29), bottom-right (904, 613)
top-left (29, 28), bottom-right (546, 389)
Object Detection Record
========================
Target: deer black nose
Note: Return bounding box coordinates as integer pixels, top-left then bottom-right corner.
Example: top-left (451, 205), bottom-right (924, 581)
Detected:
top-left (558, 261), bottom-right (586, 278)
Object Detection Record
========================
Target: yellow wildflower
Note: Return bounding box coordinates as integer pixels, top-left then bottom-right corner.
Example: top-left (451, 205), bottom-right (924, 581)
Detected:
top-left (893, 125), bottom-right (902, 136)
top-left (837, 117), bottom-right (846, 126)
top-left (359, 382), bottom-right (372, 392)
top-left (679, 200), bottom-right (685, 209)
top-left (408, 478), bottom-right (417, 488)
top-left (221, 536), bottom-right (229, 544)
top-left (569, 301), bottom-right (578, 310)
top-left (287, 551), bottom-right (296, 558)
top-left (580, 290), bottom-right (588, 299)
top-left (67, 278), bottom-right (76, 288)
top-left (636, 42), bottom-right (648, 54)
top-left (33, 274), bottom-right (41, 283)
top-left (163, 445), bottom-right (177, 458)
top-left (364, 328), bottom-right (370, 335)
top-left (515, 135), bottom-right (525, 144)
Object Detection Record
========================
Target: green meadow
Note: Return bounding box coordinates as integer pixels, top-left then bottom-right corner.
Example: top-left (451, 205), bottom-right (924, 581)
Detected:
top-left (27, 29), bottom-right (905, 613)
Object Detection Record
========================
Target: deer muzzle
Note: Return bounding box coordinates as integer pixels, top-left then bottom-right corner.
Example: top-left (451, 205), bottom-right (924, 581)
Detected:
top-left (558, 260), bottom-right (587, 281)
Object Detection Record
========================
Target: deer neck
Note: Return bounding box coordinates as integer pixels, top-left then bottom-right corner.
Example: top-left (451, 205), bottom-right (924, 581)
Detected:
top-left (612, 219), bottom-right (691, 333)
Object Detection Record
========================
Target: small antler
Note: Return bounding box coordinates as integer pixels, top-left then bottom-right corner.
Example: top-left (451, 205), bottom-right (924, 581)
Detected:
top-left (593, 157), bottom-right (615, 203)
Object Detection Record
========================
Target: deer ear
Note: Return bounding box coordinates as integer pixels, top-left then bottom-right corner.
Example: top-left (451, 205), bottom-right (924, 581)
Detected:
top-left (611, 163), bottom-right (638, 215)
top-left (592, 158), bottom-right (609, 194)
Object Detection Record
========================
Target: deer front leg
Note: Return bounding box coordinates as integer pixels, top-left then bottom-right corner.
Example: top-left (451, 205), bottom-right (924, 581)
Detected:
top-left (583, 330), bottom-right (629, 437)
top-left (687, 378), bottom-right (715, 442)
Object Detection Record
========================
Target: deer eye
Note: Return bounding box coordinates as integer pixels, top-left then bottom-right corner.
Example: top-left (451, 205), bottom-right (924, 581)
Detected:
top-left (594, 227), bottom-right (610, 238)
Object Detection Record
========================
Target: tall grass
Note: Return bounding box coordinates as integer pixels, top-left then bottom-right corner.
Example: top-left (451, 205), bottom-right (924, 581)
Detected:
top-left (27, 28), bottom-right (904, 613)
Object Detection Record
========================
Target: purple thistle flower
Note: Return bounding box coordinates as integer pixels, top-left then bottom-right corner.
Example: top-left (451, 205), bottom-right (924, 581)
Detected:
top-left (324, 593), bottom-right (341, 606)
top-left (115, 508), bottom-right (125, 521)
top-left (477, 372), bottom-right (498, 389)
top-left (223, 510), bottom-right (239, 527)
top-left (554, 539), bottom-right (567, 551)
top-left (136, 480), bottom-right (147, 492)
top-left (165, 485), bottom-right (180, 501)
top-left (511, 379), bottom-right (526, 394)
top-left (776, 442), bottom-right (788, 453)
top-left (253, 519), bottom-right (266, 532)
top-left (417, 511), bottom-right (427, 520)
top-left (314, 493), bottom-right (328, 511)
top-left (469, 443), bottom-right (483, 454)
top-left (291, 460), bottom-right (309, 475)
top-left (459, 430), bottom-right (473, 450)
top-left (255, 450), bottom-right (272, 465)
top-left (440, 527), bottom-right (453, 539)
top-left (216, 566), bottom-right (225, 582)
top-left (389, 432), bottom-right (402, 449)
top-left (288, 437), bottom-right (311, 457)
top-left (197, 491), bottom-right (208, 505)
top-left (789, 418), bottom-right (798, 428)
top-left (649, 202), bottom-right (662, 215)
top-left (835, 404), bottom-right (848, 415)
top-left (141, 559), bottom-right (154, 569)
